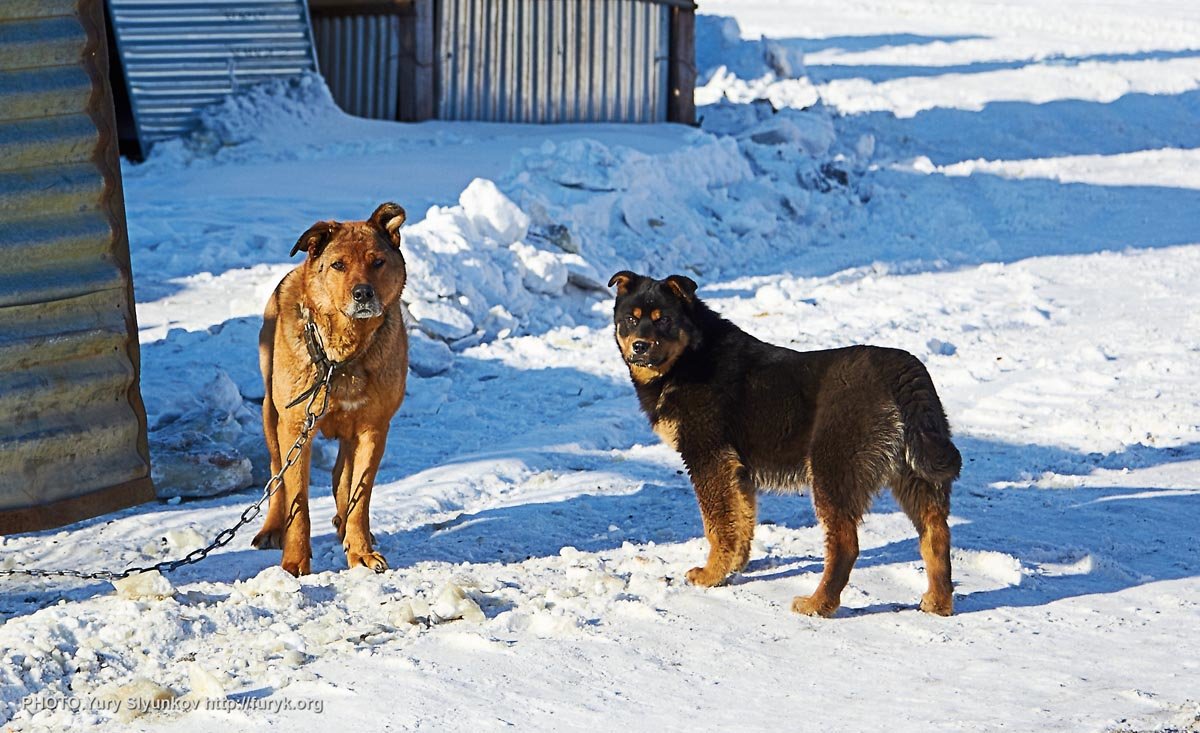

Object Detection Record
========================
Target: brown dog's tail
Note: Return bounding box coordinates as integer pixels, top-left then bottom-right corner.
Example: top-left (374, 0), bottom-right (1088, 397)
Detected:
top-left (893, 356), bottom-right (962, 483)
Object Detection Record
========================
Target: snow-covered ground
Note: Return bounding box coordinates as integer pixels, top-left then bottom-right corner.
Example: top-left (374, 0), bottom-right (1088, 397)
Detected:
top-left (3, 1), bottom-right (1200, 730)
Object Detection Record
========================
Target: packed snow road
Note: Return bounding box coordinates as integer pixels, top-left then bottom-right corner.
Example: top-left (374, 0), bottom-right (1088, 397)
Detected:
top-left (2, 1), bottom-right (1199, 731)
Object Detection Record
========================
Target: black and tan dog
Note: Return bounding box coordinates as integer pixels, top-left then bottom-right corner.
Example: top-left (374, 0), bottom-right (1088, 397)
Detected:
top-left (252, 203), bottom-right (409, 576)
top-left (609, 271), bottom-right (961, 617)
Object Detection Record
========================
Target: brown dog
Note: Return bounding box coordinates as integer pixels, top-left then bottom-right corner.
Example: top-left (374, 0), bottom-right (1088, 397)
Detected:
top-left (610, 271), bottom-right (961, 617)
top-left (252, 203), bottom-right (409, 576)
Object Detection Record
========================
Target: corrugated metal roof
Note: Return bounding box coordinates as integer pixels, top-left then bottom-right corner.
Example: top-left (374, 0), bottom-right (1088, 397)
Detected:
top-left (0, 0), bottom-right (153, 533)
top-left (107, 0), bottom-right (318, 150)
top-left (437, 0), bottom-right (671, 123)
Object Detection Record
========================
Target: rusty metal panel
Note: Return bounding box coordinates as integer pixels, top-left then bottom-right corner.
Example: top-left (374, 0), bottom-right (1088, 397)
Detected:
top-left (106, 0), bottom-right (318, 151)
top-left (436, 0), bottom-right (673, 123)
top-left (0, 0), bottom-right (154, 534)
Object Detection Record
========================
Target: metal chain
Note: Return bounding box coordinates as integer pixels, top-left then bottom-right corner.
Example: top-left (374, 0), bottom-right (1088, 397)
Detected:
top-left (0, 363), bottom-right (336, 584)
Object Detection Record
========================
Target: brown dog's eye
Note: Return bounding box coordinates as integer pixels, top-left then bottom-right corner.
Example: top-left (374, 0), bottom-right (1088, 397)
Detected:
top-left (656, 316), bottom-right (673, 331)
top-left (372, 258), bottom-right (386, 268)
top-left (331, 261), bottom-right (346, 272)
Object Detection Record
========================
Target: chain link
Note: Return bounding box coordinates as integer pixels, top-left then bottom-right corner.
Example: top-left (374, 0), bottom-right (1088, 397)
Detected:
top-left (0, 363), bottom-right (336, 584)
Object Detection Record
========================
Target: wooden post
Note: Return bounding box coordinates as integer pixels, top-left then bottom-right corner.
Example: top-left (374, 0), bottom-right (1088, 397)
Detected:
top-left (667, 2), bottom-right (696, 125)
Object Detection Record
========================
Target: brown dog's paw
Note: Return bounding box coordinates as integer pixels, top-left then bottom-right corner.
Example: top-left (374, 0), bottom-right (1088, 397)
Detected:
top-left (919, 592), bottom-right (954, 616)
top-left (281, 557), bottom-right (311, 577)
top-left (347, 550), bottom-right (388, 574)
top-left (685, 565), bottom-right (728, 587)
top-left (251, 527), bottom-right (283, 550)
top-left (791, 595), bottom-right (839, 618)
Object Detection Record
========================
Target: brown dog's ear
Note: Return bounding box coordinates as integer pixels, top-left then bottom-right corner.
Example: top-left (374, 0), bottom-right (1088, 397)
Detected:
top-left (370, 202), bottom-right (407, 249)
top-left (665, 274), bottom-right (698, 303)
top-left (608, 270), bottom-right (641, 295)
top-left (291, 221), bottom-right (335, 258)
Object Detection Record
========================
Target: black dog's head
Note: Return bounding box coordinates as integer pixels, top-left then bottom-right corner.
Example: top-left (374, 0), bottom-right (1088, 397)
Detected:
top-left (609, 271), bottom-right (700, 383)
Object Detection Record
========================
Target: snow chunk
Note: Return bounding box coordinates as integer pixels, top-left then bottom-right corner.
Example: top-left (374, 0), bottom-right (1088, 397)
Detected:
top-left (460, 178), bottom-right (529, 244)
top-left (408, 330), bottom-right (455, 377)
top-left (150, 370), bottom-right (259, 499)
top-left (242, 565), bottom-right (302, 596)
top-left (185, 663), bottom-right (226, 701)
top-left (927, 338), bottom-right (958, 356)
top-left (388, 600), bottom-right (421, 626)
top-left (741, 111), bottom-right (836, 158)
top-left (112, 570), bottom-right (174, 600)
top-left (151, 430), bottom-right (253, 500)
top-left (561, 253), bottom-right (606, 291)
top-left (431, 583), bottom-right (486, 623)
top-left (100, 678), bottom-right (176, 722)
top-left (164, 527), bottom-right (206, 554)
top-left (408, 299), bottom-right (476, 341)
top-left (511, 242), bottom-right (569, 294)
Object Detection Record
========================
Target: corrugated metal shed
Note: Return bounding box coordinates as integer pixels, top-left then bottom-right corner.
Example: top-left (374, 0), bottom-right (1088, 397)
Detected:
top-left (309, 0), bottom-right (694, 125)
top-left (0, 0), bottom-right (154, 534)
top-left (107, 0), bottom-right (319, 152)
top-left (437, 0), bottom-right (671, 123)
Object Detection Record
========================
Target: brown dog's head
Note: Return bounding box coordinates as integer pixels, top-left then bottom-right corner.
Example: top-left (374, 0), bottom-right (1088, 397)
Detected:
top-left (609, 271), bottom-right (700, 383)
top-left (292, 202), bottom-right (408, 320)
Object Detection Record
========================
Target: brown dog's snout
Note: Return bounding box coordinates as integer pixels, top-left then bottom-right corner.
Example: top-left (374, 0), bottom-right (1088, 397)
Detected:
top-left (631, 340), bottom-right (652, 355)
top-left (352, 284), bottom-right (375, 303)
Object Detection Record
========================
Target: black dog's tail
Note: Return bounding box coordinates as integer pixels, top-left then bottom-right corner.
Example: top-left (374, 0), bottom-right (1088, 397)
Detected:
top-left (893, 356), bottom-right (962, 483)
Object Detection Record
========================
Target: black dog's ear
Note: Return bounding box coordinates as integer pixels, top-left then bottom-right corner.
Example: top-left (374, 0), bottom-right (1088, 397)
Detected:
top-left (608, 270), bottom-right (641, 295)
top-left (665, 274), bottom-right (698, 304)
top-left (291, 221), bottom-right (336, 258)
top-left (369, 202), bottom-right (407, 249)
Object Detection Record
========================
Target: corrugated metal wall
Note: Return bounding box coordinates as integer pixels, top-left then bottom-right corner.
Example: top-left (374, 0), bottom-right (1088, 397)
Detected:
top-left (437, 0), bottom-right (672, 123)
top-left (0, 0), bottom-right (154, 534)
top-left (107, 0), bottom-right (318, 151)
top-left (309, 0), bottom-right (434, 122)
top-left (312, 11), bottom-right (404, 119)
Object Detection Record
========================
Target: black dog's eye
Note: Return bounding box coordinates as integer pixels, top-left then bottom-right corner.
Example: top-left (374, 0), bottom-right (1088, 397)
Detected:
top-left (656, 316), bottom-right (673, 331)
top-left (331, 261), bottom-right (346, 272)
top-left (371, 258), bottom-right (386, 268)
top-left (624, 315), bottom-right (638, 326)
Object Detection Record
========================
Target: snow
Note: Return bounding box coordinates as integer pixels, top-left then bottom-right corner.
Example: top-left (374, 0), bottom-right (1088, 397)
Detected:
top-left (3, 1), bottom-right (1200, 731)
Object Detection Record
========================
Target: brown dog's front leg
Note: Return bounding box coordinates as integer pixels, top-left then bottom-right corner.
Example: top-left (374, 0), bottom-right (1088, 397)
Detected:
top-left (684, 451), bottom-right (757, 587)
top-left (277, 419), bottom-right (313, 576)
top-left (341, 428), bottom-right (388, 573)
top-left (252, 397), bottom-right (286, 551)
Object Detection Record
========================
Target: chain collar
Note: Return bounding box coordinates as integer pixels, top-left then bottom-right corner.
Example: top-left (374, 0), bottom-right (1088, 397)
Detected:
top-left (285, 317), bottom-right (358, 409)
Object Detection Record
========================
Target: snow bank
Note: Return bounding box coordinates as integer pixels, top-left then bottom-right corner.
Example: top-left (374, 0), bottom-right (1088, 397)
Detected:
top-left (695, 16), bottom-right (818, 109)
top-left (696, 15), bottom-right (806, 84)
top-left (398, 177), bottom-right (587, 345)
top-left (508, 106), bottom-right (861, 283)
top-left (146, 74), bottom-right (359, 166)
